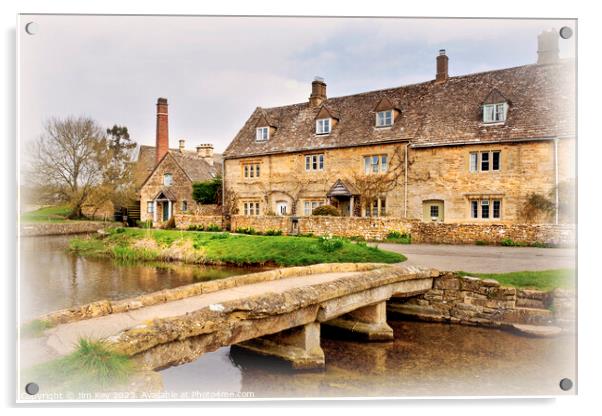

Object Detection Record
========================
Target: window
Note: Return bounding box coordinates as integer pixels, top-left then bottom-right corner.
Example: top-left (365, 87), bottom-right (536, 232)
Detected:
top-left (256, 127), bottom-right (269, 141)
top-left (469, 152), bottom-right (478, 172)
top-left (471, 200), bottom-right (478, 219)
top-left (316, 118), bottom-right (331, 134)
top-left (147, 202), bottom-right (154, 213)
top-left (493, 200), bottom-right (501, 219)
top-left (481, 152), bottom-right (490, 171)
top-left (305, 154), bottom-right (324, 171)
top-left (363, 155), bottom-right (388, 174)
top-left (163, 173), bottom-right (173, 186)
top-left (376, 110), bottom-right (393, 127)
top-left (492, 151), bottom-right (500, 171)
top-left (366, 198), bottom-right (386, 217)
top-left (430, 205), bottom-right (439, 219)
top-left (481, 200), bottom-right (490, 219)
top-left (304, 200), bottom-right (324, 216)
top-left (181, 201), bottom-right (188, 212)
top-left (243, 163), bottom-right (261, 178)
top-left (243, 201), bottom-right (260, 216)
top-left (483, 103), bottom-right (507, 123)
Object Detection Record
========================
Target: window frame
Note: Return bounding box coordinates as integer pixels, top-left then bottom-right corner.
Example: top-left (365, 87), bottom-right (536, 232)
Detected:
top-left (303, 199), bottom-right (324, 216)
top-left (304, 154), bottom-right (325, 172)
top-left (363, 154), bottom-right (388, 174)
top-left (243, 201), bottom-right (261, 216)
top-left (469, 152), bottom-right (478, 172)
top-left (482, 102), bottom-right (507, 123)
top-left (375, 110), bottom-right (393, 127)
top-left (163, 173), bottom-right (173, 186)
top-left (243, 162), bottom-right (261, 179)
top-left (315, 118), bottom-right (331, 135)
top-left (256, 126), bottom-right (269, 141)
top-left (147, 201), bottom-right (154, 214)
top-left (181, 200), bottom-right (188, 212)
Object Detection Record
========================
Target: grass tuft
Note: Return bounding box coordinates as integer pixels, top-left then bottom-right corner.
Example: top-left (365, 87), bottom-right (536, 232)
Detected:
top-left (21, 319), bottom-right (53, 338)
top-left (456, 269), bottom-right (575, 291)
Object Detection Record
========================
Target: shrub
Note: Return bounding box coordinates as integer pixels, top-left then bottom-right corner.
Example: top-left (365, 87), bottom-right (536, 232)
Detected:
top-left (206, 223), bottom-right (221, 232)
top-left (500, 238), bottom-right (528, 247)
top-left (235, 227), bottom-right (257, 235)
top-left (111, 227), bottom-right (126, 234)
top-left (349, 235), bottom-right (365, 242)
top-left (318, 235), bottom-right (345, 252)
top-left (162, 217), bottom-right (176, 229)
top-left (136, 220), bottom-right (152, 229)
top-left (386, 231), bottom-right (411, 244)
top-left (312, 205), bottom-right (341, 216)
top-left (192, 177), bottom-right (222, 204)
top-left (210, 232), bottom-right (230, 240)
top-left (265, 229), bottom-right (283, 236)
top-left (187, 224), bottom-right (205, 231)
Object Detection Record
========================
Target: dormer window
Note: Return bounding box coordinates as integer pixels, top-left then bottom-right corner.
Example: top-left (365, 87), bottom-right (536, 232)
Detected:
top-left (482, 102), bottom-right (508, 123)
top-left (376, 110), bottom-right (393, 127)
top-left (316, 118), bottom-right (331, 135)
top-left (163, 173), bottom-right (173, 186)
top-left (256, 127), bottom-right (269, 141)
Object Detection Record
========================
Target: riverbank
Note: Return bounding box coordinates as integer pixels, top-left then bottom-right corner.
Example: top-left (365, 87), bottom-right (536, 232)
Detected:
top-left (20, 221), bottom-right (119, 237)
top-left (69, 228), bottom-right (406, 267)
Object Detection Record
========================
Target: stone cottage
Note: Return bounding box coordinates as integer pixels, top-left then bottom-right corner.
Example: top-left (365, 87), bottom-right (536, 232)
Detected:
top-left (135, 98), bottom-right (221, 225)
top-left (222, 31), bottom-right (575, 224)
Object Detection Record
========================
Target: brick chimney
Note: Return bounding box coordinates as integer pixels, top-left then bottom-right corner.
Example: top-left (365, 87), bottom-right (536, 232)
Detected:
top-left (435, 49), bottom-right (449, 83)
top-left (309, 76), bottom-right (327, 107)
top-left (196, 144), bottom-right (214, 166)
top-left (537, 29), bottom-right (560, 64)
top-left (155, 97), bottom-right (169, 164)
top-left (178, 139), bottom-right (186, 152)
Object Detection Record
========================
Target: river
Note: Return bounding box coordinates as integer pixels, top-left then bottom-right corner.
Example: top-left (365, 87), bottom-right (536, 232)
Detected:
top-left (19, 235), bottom-right (576, 397)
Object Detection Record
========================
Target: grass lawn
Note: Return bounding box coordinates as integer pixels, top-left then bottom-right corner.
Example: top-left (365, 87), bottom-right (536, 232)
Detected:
top-left (69, 228), bottom-right (406, 267)
top-left (21, 205), bottom-right (72, 223)
top-left (457, 269), bottom-right (575, 291)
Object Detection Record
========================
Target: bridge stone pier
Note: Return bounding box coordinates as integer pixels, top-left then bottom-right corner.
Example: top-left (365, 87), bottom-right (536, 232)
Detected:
top-left (36, 263), bottom-right (438, 372)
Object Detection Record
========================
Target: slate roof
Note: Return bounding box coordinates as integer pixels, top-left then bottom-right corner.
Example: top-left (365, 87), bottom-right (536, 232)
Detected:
top-left (134, 145), bottom-right (222, 188)
top-left (223, 61), bottom-right (574, 159)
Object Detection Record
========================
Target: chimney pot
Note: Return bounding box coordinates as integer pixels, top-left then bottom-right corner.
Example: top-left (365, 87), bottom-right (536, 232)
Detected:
top-left (178, 139), bottom-right (186, 152)
top-left (435, 50), bottom-right (449, 83)
top-left (537, 29), bottom-right (560, 64)
top-left (155, 97), bottom-right (169, 164)
top-left (309, 76), bottom-right (327, 107)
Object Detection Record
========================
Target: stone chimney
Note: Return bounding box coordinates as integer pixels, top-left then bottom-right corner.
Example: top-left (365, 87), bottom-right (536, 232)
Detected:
top-left (537, 29), bottom-right (560, 64)
top-left (435, 49), bottom-right (449, 83)
top-left (196, 144), bottom-right (214, 166)
top-left (155, 97), bottom-right (169, 164)
top-left (309, 76), bottom-right (327, 107)
top-left (178, 139), bottom-right (186, 152)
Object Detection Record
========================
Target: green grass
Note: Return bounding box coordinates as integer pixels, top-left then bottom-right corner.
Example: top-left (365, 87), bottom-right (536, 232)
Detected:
top-left (69, 228), bottom-right (406, 267)
top-left (21, 205), bottom-right (72, 223)
top-left (21, 319), bottom-right (53, 338)
top-left (457, 269), bottom-right (575, 291)
top-left (23, 339), bottom-right (135, 391)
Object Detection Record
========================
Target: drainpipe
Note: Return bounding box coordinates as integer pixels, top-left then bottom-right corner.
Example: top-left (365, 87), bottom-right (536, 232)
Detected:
top-left (404, 143), bottom-right (410, 218)
top-left (222, 158), bottom-right (226, 207)
top-left (554, 138), bottom-right (559, 225)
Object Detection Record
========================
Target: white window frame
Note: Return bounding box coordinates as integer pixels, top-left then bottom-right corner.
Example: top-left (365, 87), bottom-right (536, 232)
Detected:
top-left (483, 102), bottom-right (507, 123)
top-left (470, 200), bottom-right (478, 219)
top-left (469, 152), bottom-right (478, 172)
top-left (147, 201), bottom-right (154, 213)
top-left (363, 155), bottom-right (388, 174)
top-left (303, 200), bottom-right (324, 216)
top-left (316, 118), bottom-right (331, 135)
top-left (163, 173), bottom-right (173, 186)
top-left (181, 200), bottom-right (188, 212)
top-left (481, 199), bottom-right (490, 219)
top-left (256, 127), bottom-right (269, 141)
top-left (375, 110), bottom-right (393, 127)
top-left (305, 154), bottom-right (324, 172)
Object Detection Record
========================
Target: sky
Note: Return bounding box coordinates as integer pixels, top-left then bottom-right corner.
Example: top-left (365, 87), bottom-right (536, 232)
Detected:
top-left (18, 15), bottom-right (575, 154)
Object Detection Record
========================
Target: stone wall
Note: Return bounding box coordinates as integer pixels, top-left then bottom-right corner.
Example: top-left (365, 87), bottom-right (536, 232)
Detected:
top-left (388, 273), bottom-right (575, 331)
top-left (227, 215), bottom-right (574, 246)
top-left (192, 204), bottom-right (222, 216)
top-left (174, 214), bottom-right (223, 230)
top-left (20, 221), bottom-right (119, 237)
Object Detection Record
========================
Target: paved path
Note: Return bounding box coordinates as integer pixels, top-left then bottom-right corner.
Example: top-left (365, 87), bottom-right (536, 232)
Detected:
top-left (376, 243), bottom-right (575, 273)
top-left (43, 271), bottom-right (360, 357)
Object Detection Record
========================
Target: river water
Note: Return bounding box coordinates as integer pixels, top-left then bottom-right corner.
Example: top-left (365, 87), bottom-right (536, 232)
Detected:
top-left (19, 235), bottom-right (576, 398)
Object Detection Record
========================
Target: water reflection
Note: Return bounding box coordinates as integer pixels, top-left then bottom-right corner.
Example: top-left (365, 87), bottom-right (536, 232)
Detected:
top-left (162, 321), bottom-right (576, 398)
top-left (19, 235), bottom-right (260, 320)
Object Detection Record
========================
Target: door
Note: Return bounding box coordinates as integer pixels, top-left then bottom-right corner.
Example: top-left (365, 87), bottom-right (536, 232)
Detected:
top-left (162, 201), bottom-right (170, 221)
top-left (276, 201), bottom-right (288, 216)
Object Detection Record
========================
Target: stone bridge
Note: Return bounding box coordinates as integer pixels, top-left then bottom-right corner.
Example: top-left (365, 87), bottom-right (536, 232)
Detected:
top-left (37, 263), bottom-right (437, 370)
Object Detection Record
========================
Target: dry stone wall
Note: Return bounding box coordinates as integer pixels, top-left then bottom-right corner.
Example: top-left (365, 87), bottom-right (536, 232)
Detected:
top-left (174, 214), bottom-right (223, 230)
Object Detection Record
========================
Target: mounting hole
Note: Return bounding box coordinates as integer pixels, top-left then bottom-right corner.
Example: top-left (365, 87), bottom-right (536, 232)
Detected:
top-left (25, 22), bottom-right (38, 35)
top-left (25, 382), bottom-right (39, 395)
top-left (559, 378), bottom-right (573, 391)
top-left (559, 26), bottom-right (573, 40)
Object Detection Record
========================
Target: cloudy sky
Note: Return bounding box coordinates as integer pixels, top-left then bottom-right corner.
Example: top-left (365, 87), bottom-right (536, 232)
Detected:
top-left (18, 15), bottom-right (575, 153)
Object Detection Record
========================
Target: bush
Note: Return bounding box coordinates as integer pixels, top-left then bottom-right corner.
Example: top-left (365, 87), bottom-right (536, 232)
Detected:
top-left (206, 223), bottom-right (221, 232)
top-left (312, 205), bottom-right (341, 216)
top-left (386, 231), bottom-right (411, 244)
top-left (318, 235), bottom-right (345, 252)
top-left (265, 229), bottom-right (283, 236)
top-left (187, 224), bottom-right (205, 231)
top-left (210, 232), bottom-right (230, 240)
top-left (235, 227), bottom-right (257, 235)
top-left (192, 177), bottom-right (222, 204)
top-left (475, 240), bottom-right (489, 246)
top-left (136, 220), bottom-right (152, 229)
